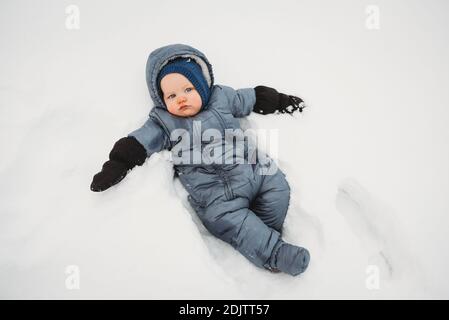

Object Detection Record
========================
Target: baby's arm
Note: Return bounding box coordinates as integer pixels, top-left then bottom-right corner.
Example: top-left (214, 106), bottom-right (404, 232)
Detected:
top-left (219, 85), bottom-right (256, 118)
top-left (220, 85), bottom-right (305, 117)
top-left (90, 116), bottom-right (169, 192)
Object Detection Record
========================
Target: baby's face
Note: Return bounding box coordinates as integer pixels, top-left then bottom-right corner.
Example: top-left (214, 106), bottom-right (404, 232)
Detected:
top-left (160, 73), bottom-right (202, 117)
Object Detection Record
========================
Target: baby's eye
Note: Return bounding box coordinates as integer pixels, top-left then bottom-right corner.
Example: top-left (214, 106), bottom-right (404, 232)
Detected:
top-left (167, 94), bottom-right (175, 99)
top-left (185, 87), bottom-right (193, 93)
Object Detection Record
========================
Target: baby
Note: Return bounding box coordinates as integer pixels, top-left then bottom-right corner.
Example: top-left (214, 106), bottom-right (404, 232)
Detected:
top-left (91, 44), bottom-right (310, 276)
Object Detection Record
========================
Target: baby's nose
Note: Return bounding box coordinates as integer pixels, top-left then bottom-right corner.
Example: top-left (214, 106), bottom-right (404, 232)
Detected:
top-left (177, 96), bottom-right (187, 104)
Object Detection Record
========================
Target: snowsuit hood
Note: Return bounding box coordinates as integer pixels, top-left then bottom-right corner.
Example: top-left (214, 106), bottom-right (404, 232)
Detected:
top-left (146, 44), bottom-right (214, 111)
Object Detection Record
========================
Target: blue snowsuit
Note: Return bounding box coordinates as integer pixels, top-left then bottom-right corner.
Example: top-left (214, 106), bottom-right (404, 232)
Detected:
top-left (129, 44), bottom-right (290, 270)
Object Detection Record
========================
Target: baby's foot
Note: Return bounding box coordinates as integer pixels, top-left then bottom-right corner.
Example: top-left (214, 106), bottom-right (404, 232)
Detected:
top-left (272, 242), bottom-right (310, 276)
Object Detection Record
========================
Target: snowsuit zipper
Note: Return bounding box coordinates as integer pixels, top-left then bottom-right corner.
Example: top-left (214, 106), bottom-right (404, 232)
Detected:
top-left (210, 108), bottom-right (235, 201)
top-left (214, 166), bottom-right (234, 200)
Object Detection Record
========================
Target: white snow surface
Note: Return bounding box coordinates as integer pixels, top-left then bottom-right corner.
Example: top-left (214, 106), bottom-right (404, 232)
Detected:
top-left (1, 0), bottom-right (448, 299)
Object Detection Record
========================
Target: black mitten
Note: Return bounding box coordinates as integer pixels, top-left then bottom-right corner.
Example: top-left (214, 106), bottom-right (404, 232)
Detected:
top-left (90, 136), bottom-right (147, 192)
top-left (253, 85), bottom-right (305, 115)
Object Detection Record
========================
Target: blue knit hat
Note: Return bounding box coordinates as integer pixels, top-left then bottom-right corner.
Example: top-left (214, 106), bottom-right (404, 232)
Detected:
top-left (157, 57), bottom-right (211, 109)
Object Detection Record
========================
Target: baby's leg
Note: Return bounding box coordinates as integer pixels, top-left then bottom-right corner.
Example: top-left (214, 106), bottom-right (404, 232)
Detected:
top-left (250, 168), bottom-right (290, 234)
top-left (190, 195), bottom-right (280, 270)
top-left (248, 168), bottom-right (310, 275)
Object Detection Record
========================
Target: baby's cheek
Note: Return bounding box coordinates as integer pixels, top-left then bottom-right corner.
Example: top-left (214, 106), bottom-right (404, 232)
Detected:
top-left (167, 102), bottom-right (178, 115)
top-left (194, 93), bottom-right (203, 108)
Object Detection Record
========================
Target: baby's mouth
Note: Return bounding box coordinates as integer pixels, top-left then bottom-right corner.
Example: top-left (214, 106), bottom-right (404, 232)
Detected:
top-left (179, 105), bottom-right (190, 110)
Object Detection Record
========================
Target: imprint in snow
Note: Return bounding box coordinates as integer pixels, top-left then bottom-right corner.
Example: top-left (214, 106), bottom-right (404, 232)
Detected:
top-left (335, 177), bottom-right (422, 285)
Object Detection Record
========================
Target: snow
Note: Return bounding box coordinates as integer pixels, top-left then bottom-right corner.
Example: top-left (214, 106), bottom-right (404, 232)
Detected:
top-left (1, 0), bottom-right (448, 299)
